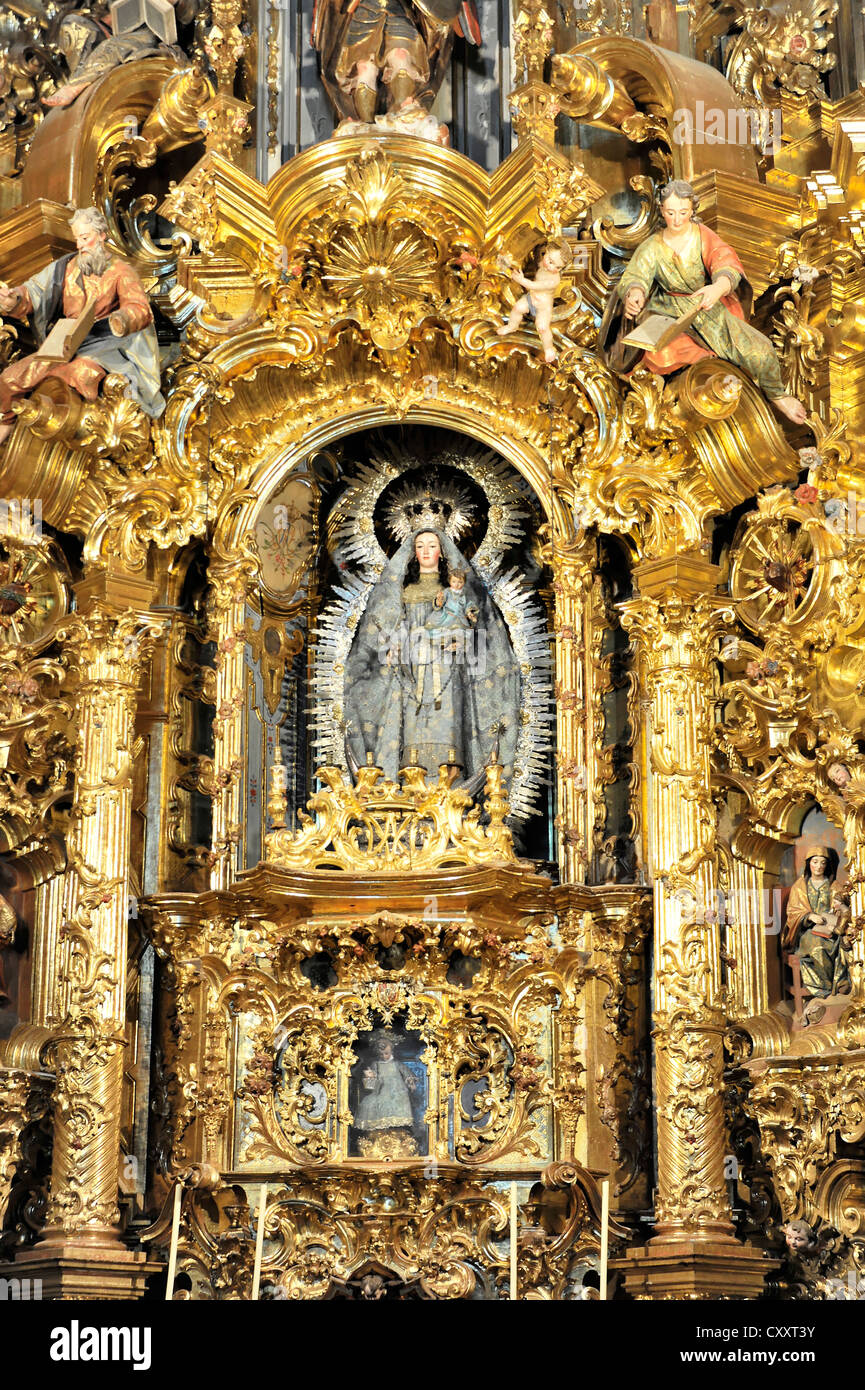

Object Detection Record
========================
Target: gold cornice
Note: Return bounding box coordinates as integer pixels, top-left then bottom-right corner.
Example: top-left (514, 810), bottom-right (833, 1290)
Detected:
top-left (0, 199), bottom-right (75, 283)
top-left (829, 118), bottom-right (865, 211)
top-left (73, 571), bottom-right (158, 618)
top-left (146, 857), bottom-right (554, 932)
top-left (689, 171), bottom-right (801, 293)
top-left (164, 134), bottom-right (604, 273)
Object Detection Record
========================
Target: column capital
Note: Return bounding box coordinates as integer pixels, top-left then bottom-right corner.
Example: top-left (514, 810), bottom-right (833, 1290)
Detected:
top-left (62, 598), bottom-right (165, 688)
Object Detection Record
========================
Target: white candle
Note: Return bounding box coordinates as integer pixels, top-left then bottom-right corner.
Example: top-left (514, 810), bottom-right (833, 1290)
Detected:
top-left (599, 1178), bottom-right (610, 1301)
top-left (251, 1182), bottom-right (269, 1300)
top-left (165, 1180), bottom-right (183, 1301)
top-left (509, 1181), bottom-right (518, 1301)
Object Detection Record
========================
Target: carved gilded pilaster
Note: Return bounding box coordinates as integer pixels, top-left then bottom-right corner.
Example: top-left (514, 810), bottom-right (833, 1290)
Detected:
top-left (201, 0), bottom-right (252, 161)
top-left (31, 871), bottom-right (68, 1028)
top-left (146, 900), bottom-right (233, 1171)
top-left (621, 561), bottom-right (734, 1244)
top-left (726, 852), bottom-right (771, 1020)
top-left (0, 1069), bottom-right (31, 1227)
top-left (552, 544), bottom-right (595, 884)
top-left (509, 0), bottom-right (558, 144)
top-left (43, 603), bottom-right (160, 1239)
top-left (581, 888), bottom-right (652, 1209)
top-left (207, 557), bottom-right (256, 891)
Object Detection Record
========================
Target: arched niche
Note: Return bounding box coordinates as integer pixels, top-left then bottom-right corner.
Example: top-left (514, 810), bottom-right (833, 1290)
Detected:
top-left (234, 421), bottom-right (559, 870)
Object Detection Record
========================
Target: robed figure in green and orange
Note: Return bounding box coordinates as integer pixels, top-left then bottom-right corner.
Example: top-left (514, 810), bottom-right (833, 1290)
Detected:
top-left (599, 179), bottom-right (807, 426)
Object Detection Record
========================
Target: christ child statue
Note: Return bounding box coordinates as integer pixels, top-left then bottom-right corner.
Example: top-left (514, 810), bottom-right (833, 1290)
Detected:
top-left (425, 568), bottom-right (478, 630)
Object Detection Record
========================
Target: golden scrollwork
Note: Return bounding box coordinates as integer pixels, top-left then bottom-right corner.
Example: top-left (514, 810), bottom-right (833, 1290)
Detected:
top-left (142, 1159), bottom-right (607, 1299)
top-left (690, 0), bottom-right (838, 105)
top-left (265, 760), bottom-right (517, 872)
top-left (5, 0), bottom-right (865, 1309)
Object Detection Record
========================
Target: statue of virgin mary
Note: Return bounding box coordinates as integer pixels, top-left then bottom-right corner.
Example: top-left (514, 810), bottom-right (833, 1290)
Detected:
top-left (343, 521), bottom-right (521, 785)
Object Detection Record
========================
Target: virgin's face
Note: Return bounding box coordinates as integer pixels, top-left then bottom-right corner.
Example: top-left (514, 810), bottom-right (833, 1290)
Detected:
top-left (661, 195), bottom-right (694, 231)
top-left (415, 532), bottom-right (441, 573)
top-left (808, 854), bottom-right (828, 877)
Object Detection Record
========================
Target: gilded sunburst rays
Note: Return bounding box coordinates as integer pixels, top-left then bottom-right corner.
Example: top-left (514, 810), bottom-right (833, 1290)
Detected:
top-left (735, 519), bottom-right (814, 626)
top-left (323, 223), bottom-right (438, 319)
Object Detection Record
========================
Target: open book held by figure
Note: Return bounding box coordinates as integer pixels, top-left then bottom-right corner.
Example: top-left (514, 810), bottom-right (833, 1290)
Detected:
top-left (599, 179), bottom-right (807, 426)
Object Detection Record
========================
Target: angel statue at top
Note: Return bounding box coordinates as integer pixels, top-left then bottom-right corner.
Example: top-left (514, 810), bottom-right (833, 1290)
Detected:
top-left (599, 179), bottom-right (808, 426)
top-left (312, 0), bottom-right (481, 126)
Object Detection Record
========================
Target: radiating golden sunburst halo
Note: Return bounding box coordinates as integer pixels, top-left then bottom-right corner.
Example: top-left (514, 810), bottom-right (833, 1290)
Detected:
top-left (323, 223), bottom-right (438, 314)
top-left (0, 544), bottom-right (64, 648)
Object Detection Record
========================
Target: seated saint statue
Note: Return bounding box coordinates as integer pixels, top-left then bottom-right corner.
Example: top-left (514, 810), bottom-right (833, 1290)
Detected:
top-left (44, 2), bottom-right (197, 109)
top-left (599, 179), bottom-right (807, 426)
top-left (782, 845), bottom-right (856, 999)
top-left (0, 207), bottom-right (165, 444)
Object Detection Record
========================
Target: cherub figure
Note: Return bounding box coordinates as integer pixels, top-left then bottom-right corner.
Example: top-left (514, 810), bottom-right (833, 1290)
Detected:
top-left (782, 1219), bottom-right (819, 1257)
top-left (496, 244), bottom-right (570, 364)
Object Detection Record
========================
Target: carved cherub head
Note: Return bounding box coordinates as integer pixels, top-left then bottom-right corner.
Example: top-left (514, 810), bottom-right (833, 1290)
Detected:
top-left (781, 1219), bottom-right (817, 1255)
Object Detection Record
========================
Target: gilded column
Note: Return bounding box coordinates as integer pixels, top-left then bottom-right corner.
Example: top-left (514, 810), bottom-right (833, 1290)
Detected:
top-left (617, 556), bottom-right (771, 1298)
top-left (208, 556), bottom-right (253, 891)
top-left (40, 605), bottom-right (160, 1255)
top-left (552, 541), bottom-right (595, 884)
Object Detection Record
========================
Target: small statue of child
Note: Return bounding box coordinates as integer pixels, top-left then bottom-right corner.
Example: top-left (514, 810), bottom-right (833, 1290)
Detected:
top-left (496, 243), bottom-right (569, 363)
top-left (425, 569), bottom-right (478, 630)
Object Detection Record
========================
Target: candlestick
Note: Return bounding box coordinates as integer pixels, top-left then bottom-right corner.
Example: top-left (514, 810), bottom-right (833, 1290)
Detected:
top-left (251, 1181), bottom-right (269, 1300)
top-left (165, 1180), bottom-right (183, 1301)
top-left (599, 1178), bottom-right (610, 1301)
top-left (509, 1180), bottom-right (518, 1301)
top-left (409, 747), bottom-right (418, 765)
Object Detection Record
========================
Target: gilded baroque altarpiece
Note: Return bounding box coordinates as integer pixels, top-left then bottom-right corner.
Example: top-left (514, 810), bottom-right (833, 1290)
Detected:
top-left (0, 0), bottom-right (865, 1304)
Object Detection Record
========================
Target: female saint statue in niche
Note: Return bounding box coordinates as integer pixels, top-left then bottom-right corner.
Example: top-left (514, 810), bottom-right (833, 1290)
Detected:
top-left (343, 516), bottom-right (521, 785)
top-left (600, 179), bottom-right (807, 426)
top-left (782, 845), bottom-right (856, 1000)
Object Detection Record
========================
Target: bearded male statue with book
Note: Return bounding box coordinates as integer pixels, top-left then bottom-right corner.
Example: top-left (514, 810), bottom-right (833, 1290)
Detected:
top-left (0, 206), bottom-right (165, 445)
